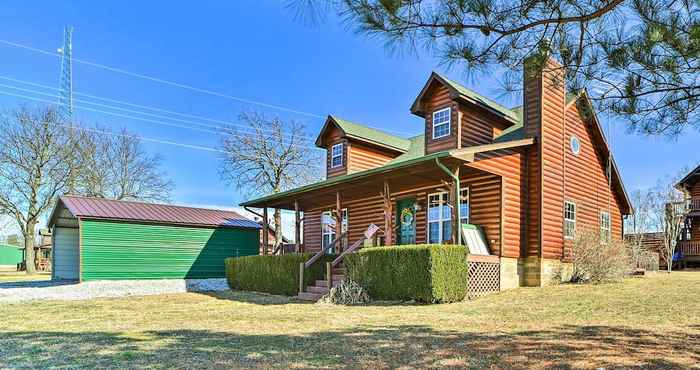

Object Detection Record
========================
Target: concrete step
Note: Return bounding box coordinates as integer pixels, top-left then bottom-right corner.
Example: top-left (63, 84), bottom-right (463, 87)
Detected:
top-left (333, 267), bottom-right (346, 274)
top-left (306, 285), bottom-right (330, 294)
top-left (297, 291), bottom-right (323, 301)
top-left (332, 274), bottom-right (346, 282)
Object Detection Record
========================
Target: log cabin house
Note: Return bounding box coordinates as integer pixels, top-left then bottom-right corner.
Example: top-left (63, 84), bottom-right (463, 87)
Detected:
top-left (675, 165), bottom-right (700, 267)
top-left (242, 56), bottom-right (633, 289)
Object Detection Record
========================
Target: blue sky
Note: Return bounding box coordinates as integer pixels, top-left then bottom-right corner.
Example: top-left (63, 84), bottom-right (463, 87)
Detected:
top-left (1, 1), bottom-right (699, 234)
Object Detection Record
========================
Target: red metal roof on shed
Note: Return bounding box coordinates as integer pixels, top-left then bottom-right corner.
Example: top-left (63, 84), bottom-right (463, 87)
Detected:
top-left (57, 195), bottom-right (260, 229)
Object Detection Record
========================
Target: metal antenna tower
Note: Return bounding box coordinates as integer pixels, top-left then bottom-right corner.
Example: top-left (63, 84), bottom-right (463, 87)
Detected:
top-left (58, 26), bottom-right (74, 120)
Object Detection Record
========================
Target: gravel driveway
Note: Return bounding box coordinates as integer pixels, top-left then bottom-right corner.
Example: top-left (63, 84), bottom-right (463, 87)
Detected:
top-left (0, 278), bottom-right (229, 304)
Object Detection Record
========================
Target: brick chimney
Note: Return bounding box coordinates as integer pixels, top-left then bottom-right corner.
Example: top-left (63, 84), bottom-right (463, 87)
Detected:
top-left (521, 54), bottom-right (567, 286)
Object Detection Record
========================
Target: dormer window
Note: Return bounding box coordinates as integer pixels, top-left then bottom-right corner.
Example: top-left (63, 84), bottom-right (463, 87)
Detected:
top-left (432, 107), bottom-right (451, 139)
top-left (331, 143), bottom-right (343, 168)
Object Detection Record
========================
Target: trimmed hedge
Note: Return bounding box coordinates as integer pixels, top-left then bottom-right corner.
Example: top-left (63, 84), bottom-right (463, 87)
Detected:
top-left (225, 253), bottom-right (333, 296)
top-left (345, 245), bottom-right (469, 303)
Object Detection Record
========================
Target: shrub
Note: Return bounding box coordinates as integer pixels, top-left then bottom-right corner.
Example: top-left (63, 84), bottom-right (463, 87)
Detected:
top-left (567, 229), bottom-right (633, 284)
top-left (345, 245), bottom-right (469, 303)
top-left (225, 253), bottom-right (333, 296)
top-left (317, 279), bottom-right (369, 305)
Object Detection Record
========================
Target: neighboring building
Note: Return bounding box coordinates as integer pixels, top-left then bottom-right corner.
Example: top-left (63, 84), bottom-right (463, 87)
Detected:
top-left (241, 56), bottom-right (632, 289)
top-left (0, 243), bottom-right (23, 270)
top-left (48, 195), bottom-right (261, 281)
top-left (676, 165), bottom-right (700, 267)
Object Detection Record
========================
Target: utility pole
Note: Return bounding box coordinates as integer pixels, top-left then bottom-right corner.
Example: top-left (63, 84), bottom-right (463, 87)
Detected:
top-left (57, 26), bottom-right (74, 121)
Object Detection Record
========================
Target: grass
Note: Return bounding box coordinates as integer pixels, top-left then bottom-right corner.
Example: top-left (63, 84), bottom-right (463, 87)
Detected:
top-left (1, 272), bottom-right (699, 369)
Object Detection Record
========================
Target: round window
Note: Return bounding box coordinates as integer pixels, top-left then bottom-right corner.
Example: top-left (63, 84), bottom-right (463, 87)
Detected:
top-left (570, 135), bottom-right (581, 155)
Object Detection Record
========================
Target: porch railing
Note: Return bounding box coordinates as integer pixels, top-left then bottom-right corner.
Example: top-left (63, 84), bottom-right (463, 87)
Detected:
top-left (690, 198), bottom-right (700, 211)
top-left (298, 224), bottom-right (380, 294)
top-left (678, 241), bottom-right (700, 256)
top-left (298, 231), bottom-right (347, 294)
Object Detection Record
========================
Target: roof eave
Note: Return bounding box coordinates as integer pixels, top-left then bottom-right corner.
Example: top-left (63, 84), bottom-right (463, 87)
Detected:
top-left (240, 138), bottom-right (535, 208)
top-left (574, 91), bottom-right (634, 215)
top-left (240, 150), bottom-right (458, 208)
top-left (453, 94), bottom-right (520, 124)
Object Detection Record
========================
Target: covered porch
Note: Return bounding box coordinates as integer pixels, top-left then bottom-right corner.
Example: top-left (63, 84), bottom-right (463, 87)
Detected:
top-left (241, 150), bottom-right (504, 258)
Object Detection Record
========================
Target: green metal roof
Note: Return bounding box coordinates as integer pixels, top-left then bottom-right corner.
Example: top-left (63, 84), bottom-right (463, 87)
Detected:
top-left (240, 148), bottom-right (453, 207)
top-left (435, 73), bottom-right (521, 123)
top-left (317, 116), bottom-right (412, 152)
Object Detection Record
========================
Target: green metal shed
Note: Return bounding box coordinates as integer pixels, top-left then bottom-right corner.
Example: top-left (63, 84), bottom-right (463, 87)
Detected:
top-left (48, 195), bottom-right (260, 281)
top-left (0, 243), bottom-right (23, 269)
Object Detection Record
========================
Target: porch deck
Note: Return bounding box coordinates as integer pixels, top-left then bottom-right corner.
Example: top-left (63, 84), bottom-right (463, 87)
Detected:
top-left (678, 241), bottom-right (700, 264)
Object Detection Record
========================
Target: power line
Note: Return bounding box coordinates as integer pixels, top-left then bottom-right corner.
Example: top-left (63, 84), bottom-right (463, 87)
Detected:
top-left (0, 38), bottom-right (323, 119)
top-left (0, 88), bottom-right (322, 151)
top-left (3, 110), bottom-right (226, 154)
top-left (0, 38), bottom-right (417, 137)
top-left (0, 75), bottom-right (319, 141)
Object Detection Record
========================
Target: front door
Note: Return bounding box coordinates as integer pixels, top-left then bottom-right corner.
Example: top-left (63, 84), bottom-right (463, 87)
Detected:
top-left (396, 198), bottom-right (416, 245)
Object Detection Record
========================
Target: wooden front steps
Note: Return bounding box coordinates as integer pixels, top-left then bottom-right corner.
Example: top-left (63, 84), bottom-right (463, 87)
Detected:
top-left (296, 267), bottom-right (346, 302)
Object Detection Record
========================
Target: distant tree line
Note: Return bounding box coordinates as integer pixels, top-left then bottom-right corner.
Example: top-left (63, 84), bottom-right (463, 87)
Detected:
top-left (0, 106), bottom-right (173, 274)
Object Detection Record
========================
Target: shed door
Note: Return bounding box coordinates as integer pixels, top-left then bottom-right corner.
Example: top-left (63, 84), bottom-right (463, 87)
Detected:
top-left (53, 227), bottom-right (79, 280)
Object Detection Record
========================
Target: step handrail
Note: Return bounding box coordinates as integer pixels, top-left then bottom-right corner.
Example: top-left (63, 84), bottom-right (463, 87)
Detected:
top-left (303, 231), bottom-right (347, 269)
top-left (331, 223), bottom-right (380, 267)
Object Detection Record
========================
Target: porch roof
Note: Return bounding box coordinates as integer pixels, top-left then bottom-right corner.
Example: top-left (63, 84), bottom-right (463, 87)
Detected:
top-left (241, 138), bottom-right (534, 210)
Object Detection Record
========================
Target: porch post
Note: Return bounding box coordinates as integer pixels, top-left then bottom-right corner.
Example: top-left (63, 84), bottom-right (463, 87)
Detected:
top-left (435, 158), bottom-right (461, 246)
top-left (262, 207), bottom-right (269, 255)
top-left (335, 191), bottom-right (343, 254)
top-left (294, 200), bottom-right (301, 253)
top-left (382, 180), bottom-right (393, 246)
top-left (453, 166), bottom-right (462, 246)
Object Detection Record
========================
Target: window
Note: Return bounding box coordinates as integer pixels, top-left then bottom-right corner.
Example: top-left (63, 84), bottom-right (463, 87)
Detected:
top-left (459, 188), bottom-right (469, 226)
top-left (564, 201), bottom-right (576, 239)
top-left (681, 218), bottom-right (692, 241)
top-left (432, 107), bottom-right (451, 139)
top-left (427, 189), bottom-right (469, 244)
top-left (321, 209), bottom-right (347, 253)
top-left (570, 135), bottom-right (581, 155)
top-left (330, 143), bottom-right (343, 168)
top-left (600, 211), bottom-right (611, 243)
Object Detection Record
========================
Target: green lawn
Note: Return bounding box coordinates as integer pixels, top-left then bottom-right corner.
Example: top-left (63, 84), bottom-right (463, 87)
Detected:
top-left (1, 272), bottom-right (699, 369)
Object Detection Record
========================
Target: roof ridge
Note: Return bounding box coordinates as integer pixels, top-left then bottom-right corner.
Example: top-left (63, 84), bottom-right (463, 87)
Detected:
top-left (329, 115), bottom-right (412, 140)
top-left (60, 194), bottom-right (242, 217)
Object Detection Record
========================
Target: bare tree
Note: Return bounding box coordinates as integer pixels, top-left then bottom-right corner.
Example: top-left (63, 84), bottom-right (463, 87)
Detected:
top-left (219, 112), bottom-right (322, 252)
top-left (0, 107), bottom-right (76, 274)
top-left (650, 176), bottom-right (688, 272)
top-left (74, 127), bottom-right (173, 202)
top-left (625, 188), bottom-right (655, 267)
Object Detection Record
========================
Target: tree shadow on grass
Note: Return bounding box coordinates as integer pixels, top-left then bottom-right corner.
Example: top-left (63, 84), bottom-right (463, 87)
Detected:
top-left (204, 290), bottom-right (433, 307)
top-left (1, 325), bottom-right (698, 369)
top-left (201, 290), bottom-right (307, 306)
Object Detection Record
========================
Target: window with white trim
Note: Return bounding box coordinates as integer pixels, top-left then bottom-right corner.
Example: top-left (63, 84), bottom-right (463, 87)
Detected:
top-left (564, 201), bottom-right (576, 239)
top-left (459, 188), bottom-right (469, 226)
top-left (322, 209), bottom-right (347, 253)
top-left (432, 107), bottom-right (451, 139)
top-left (330, 143), bottom-right (343, 168)
top-left (427, 189), bottom-right (469, 244)
top-left (600, 211), bottom-right (611, 243)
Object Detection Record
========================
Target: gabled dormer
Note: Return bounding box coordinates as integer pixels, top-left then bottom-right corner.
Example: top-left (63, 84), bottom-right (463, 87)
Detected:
top-left (315, 116), bottom-right (410, 178)
top-left (410, 72), bottom-right (520, 154)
